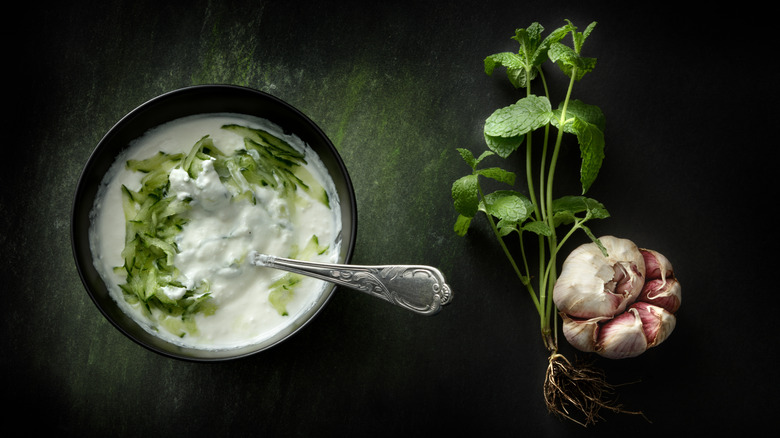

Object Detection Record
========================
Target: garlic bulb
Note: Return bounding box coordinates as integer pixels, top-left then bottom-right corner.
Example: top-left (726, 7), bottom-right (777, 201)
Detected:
top-left (554, 236), bottom-right (681, 359)
top-left (554, 236), bottom-right (646, 319)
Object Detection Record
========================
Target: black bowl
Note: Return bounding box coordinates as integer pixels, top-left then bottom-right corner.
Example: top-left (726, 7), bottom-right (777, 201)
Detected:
top-left (71, 85), bottom-right (357, 361)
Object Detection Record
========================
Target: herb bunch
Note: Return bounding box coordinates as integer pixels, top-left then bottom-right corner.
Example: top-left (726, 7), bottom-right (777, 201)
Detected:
top-left (452, 20), bottom-right (640, 426)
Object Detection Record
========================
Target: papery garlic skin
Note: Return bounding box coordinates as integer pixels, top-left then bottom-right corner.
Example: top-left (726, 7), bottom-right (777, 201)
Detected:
top-left (631, 302), bottom-right (676, 347)
top-left (555, 236), bottom-right (681, 359)
top-left (638, 249), bottom-right (682, 314)
top-left (638, 278), bottom-right (681, 314)
top-left (562, 302), bottom-right (677, 359)
top-left (560, 314), bottom-right (603, 354)
top-left (641, 249), bottom-right (673, 281)
top-left (596, 307), bottom-right (648, 359)
top-left (553, 236), bottom-right (646, 319)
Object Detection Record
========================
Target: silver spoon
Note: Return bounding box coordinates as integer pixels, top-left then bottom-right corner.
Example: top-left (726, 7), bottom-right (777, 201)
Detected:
top-left (249, 252), bottom-right (452, 315)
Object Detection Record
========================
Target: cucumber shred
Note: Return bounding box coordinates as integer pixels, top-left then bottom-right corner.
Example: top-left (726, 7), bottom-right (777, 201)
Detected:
top-left (267, 235), bottom-right (329, 316)
top-left (116, 122), bottom-right (333, 332)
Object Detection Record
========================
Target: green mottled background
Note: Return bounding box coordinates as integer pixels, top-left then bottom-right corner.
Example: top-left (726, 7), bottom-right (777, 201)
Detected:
top-left (3, 0), bottom-right (775, 436)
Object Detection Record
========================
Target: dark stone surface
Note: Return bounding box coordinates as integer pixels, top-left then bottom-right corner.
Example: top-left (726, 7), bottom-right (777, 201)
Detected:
top-left (3, 0), bottom-right (774, 435)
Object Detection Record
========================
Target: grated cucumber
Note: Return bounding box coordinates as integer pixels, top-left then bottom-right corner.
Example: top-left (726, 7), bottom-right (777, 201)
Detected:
top-left (116, 122), bottom-right (334, 332)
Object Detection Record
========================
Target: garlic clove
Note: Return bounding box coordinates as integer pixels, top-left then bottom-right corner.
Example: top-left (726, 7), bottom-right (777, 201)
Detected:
top-left (560, 313), bottom-right (611, 353)
top-left (554, 236), bottom-right (646, 319)
top-left (637, 247), bottom-right (681, 314)
top-left (596, 307), bottom-right (647, 359)
top-left (631, 301), bottom-right (676, 348)
top-left (638, 277), bottom-right (681, 314)
top-left (640, 248), bottom-right (673, 281)
top-left (562, 303), bottom-right (677, 358)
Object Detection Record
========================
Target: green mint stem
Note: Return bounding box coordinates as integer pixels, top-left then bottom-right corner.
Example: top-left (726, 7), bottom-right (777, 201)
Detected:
top-left (556, 220), bottom-right (581, 253)
top-left (525, 67), bottom-right (541, 220)
top-left (540, 66), bottom-right (578, 342)
top-left (523, 67), bottom-right (551, 328)
top-left (535, 69), bottom-right (553, 323)
top-left (536, 67), bottom-right (551, 223)
top-left (478, 181), bottom-right (542, 312)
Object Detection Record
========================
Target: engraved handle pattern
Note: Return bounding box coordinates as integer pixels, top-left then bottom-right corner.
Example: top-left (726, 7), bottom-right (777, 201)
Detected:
top-left (251, 253), bottom-right (452, 315)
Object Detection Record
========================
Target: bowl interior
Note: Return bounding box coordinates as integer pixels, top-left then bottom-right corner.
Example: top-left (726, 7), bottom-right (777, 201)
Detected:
top-left (71, 85), bottom-right (357, 361)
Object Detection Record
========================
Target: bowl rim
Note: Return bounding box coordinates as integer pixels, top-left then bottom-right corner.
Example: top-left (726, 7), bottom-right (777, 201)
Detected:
top-left (70, 84), bottom-right (357, 361)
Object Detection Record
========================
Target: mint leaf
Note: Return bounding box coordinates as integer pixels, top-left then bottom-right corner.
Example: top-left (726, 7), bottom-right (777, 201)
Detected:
top-left (571, 21), bottom-right (597, 54)
top-left (485, 96), bottom-right (552, 138)
top-left (551, 195), bottom-right (609, 227)
top-left (485, 133), bottom-right (524, 158)
top-left (536, 25), bottom-right (572, 64)
top-left (522, 220), bottom-right (552, 236)
top-left (458, 147), bottom-right (496, 169)
top-left (495, 223), bottom-right (516, 238)
top-left (480, 190), bottom-right (533, 223)
top-left (552, 100), bottom-right (605, 132)
top-left (484, 52), bottom-right (525, 75)
top-left (484, 52), bottom-right (530, 88)
top-left (548, 43), bottom-right (596, 81)
top-left (548, 21), bottom-right (597, 81)
top-left (486, 22), bottom-right (572, 88)
top-left (484, 95), bottom-right (552, 157)
top-left (457, 147), bottom-right (478, 169)
top-left (551, 100), bottom-right (605, 193)
top-left (520, 22), bottom-right (572, 68)
top-left (485, 23), bottom-right (543, 88)
top-left (453, 214), bottom-right (472, 236)
top-left (511, 22), bottom-right (545, 57)
top-left (581, 225), bottom-right (608, 257)
top-left (452, 174), bottom-right (480, 217)
top-left (476, 166), bottom-right (516, 186)
top-left (552, 195), bottom-right (605, 215)
top-left (573, 119), bottom-right (605, 194)
top-left (475, 150), bottom-right (495, 166)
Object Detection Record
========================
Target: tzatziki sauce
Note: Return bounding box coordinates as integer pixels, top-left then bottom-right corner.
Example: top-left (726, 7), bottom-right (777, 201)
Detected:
top-left (89, 113), bottom-right (342, 350)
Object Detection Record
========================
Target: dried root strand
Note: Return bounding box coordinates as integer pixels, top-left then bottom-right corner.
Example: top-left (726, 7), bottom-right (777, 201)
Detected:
top-left (543, 352), bottom-right (648, 427)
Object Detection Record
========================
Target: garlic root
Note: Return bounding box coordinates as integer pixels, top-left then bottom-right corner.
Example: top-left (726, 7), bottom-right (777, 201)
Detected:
top-left (544, 352), bottom-right (648, 426)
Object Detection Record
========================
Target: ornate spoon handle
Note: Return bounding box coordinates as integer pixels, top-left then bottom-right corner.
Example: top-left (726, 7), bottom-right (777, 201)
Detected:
top-left (249, 252), bottom-right (452, 315)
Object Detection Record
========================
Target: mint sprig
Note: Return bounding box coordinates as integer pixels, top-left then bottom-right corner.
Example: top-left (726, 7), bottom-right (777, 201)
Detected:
top-left (454, 20), bottom-right (653, 425)
top-left (451, 19), bottom-right (644, 425)
top-left (453, 17), bottom-right (608, 370)
top-left (484, 22), bottom-right (570, 89)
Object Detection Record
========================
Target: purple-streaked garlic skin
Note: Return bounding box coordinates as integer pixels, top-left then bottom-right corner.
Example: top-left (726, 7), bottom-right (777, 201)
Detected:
top-left (641, 248), bottom-right (672, 281)
top-left (560, 314), bottom-right (607, 353)
top-left (638, 278), bottom-right (681, 314)
top-left (596, 307), bottom-right (648, 359)
top-left (638, 248), bottom-right (682, 314)
top-left (631, 301), bottom-right (676, 347)
top-left (555, 236), bottom-right (681, 359)
top-left (553, 236), bottom-right (646, 319)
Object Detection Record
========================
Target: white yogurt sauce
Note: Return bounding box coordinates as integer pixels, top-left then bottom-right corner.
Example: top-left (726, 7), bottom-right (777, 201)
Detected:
top-left (89, 113), bottom-right (342, 350)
